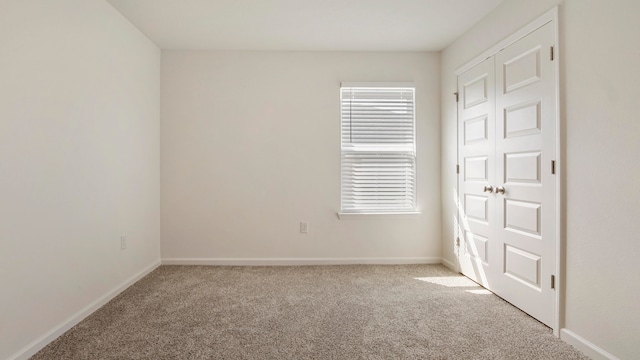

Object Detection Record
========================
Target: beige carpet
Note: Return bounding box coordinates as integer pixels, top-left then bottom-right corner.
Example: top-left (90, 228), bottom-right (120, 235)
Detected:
top-left (31, 265), bottom-right (588, 359)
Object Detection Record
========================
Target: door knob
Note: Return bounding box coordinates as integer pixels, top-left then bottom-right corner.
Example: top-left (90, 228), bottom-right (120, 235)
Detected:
top-left (483, 185), bottom-right (493, 193)
top-left (496, 186), bottom-right (505, 194)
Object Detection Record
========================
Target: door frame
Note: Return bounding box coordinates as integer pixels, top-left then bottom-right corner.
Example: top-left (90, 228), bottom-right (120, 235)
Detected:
top-left (454, 6), bottom-right (562, 336)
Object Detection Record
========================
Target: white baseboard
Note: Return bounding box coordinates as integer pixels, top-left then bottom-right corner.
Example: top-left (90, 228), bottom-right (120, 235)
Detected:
top-left (560, 329), bottom-right (620, 360)
top-left (8, 260), bottom-right (161, 360)
top-left (441, 257), bottom-right (458, 272)
top-left (162, 257), bottom-right (442, 266)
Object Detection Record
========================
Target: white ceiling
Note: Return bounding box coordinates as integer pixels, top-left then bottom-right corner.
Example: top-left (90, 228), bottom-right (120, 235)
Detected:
top-left (107, 0), bottom-right (504, 51)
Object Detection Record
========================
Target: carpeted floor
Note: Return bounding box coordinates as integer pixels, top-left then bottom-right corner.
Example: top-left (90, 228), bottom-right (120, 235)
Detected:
top-left (31, 265), bottom-right (588, 359)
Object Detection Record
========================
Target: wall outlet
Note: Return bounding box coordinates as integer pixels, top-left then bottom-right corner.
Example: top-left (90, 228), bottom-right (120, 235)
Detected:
top-left (120, 236), bottom-right (127, 250)
top-left (300, 221), bottom-right (309, 234)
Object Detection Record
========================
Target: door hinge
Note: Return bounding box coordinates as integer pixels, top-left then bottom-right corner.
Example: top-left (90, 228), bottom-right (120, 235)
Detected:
top-left (551, 160), bottom-right (556, 175)
top-left (456, 164), bottom-right (460, 174)
top-left (550, 46), bottom-right (555, 61)
top-left (551, 275), bottom-right (556, 289)
top-left (456, 237), bottom-right (460, 246)
top-left (454, 92), bottom-right (459, 102)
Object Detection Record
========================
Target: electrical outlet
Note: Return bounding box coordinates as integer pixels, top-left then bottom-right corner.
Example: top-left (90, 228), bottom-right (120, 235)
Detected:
top-left (300, 221), bottom-right (309, 234)
top-left (120, 236), bottom-right (127, 250)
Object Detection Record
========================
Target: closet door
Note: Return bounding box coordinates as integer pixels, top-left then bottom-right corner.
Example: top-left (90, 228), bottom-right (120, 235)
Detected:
top-left (457, 57), bottom-right (497, 289)
top-left (494, 22), bottom-right (556, 327)
top-left (457, 22), bottom-right (557, 327)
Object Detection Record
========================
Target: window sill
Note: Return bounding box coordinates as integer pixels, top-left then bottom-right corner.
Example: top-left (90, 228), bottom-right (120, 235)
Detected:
top-left (337, 211), bottom-right (421, 220)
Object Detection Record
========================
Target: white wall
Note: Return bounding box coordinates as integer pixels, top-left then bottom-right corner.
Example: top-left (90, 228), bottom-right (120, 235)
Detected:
top-left (441, 0), bottom-right (640, 358)
top-left (161, 51), bottom-right (441, 263)
top-left (0, 1), bottom-right (161, 359)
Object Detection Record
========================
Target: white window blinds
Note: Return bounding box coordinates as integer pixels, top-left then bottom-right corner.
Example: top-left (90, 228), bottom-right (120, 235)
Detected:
top-left (340, 85), bottom-right (416, 213)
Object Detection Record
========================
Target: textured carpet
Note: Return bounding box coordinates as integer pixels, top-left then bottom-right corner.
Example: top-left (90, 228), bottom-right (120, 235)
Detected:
top-left (31, 265), bottom-right (588, 359)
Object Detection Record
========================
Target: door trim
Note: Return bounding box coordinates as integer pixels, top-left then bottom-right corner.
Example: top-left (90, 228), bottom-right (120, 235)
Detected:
top-left (454, 6), bottom-right (562, 336)
top-left (455, 7), bottom-right (558, 76)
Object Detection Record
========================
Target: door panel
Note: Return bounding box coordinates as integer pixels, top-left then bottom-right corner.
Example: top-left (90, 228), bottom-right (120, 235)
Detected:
top-left (464, 116), bottom-right (488, 144)
top-left (464, 156), bottom-right (488, 181)
top-left (504, 101), bottom-right (541, 138)
top-left (503, 47), bottom-right (542, 93)
top-left (504, 244), bottom-right (541, 288)
top-left (457, 22), bottom-right (556, 327)
top-left (466, 232), bottom-right (488, 263)
top-left (504, 199), bottom-right (541, 237)
top-left (505, 152), bottom-right (541, 184)
top-left (495, 21), bottom-right (556, 326)
top-left (464, 194), bottom-right (489, 221)
top-left (463, 74), bottom-right (489, 108)
top-left (457, 57), bottom-right (496, 289)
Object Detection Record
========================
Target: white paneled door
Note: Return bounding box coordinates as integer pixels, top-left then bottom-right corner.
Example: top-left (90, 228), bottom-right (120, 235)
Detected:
top-left (457, 56), bottom-right (496, 289)
top-left (458, 22), bottom-right (556, 327)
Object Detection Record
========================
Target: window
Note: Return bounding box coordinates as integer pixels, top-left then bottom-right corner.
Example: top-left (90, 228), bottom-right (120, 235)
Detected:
top-left (340, 83), bottom-right (417, 213)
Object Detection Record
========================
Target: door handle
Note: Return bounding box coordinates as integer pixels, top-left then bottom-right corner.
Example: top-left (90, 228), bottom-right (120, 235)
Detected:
top-left (483, 185), bottom-right (494, 193)
top-left (496, 186), bottom-right (506, 195)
